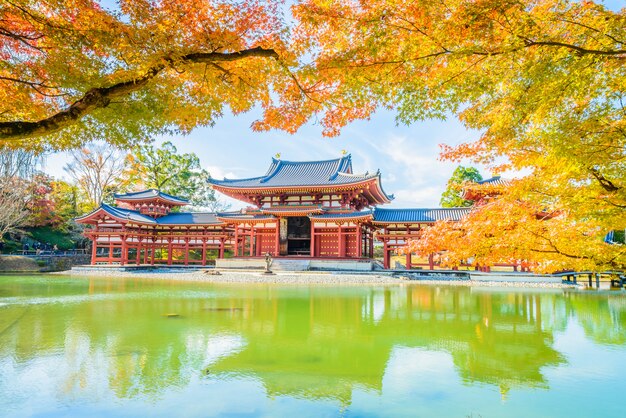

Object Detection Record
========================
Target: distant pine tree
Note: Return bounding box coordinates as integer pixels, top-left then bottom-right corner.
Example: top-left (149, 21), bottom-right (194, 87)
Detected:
top-left (440, 166), bottom-right (482, 208)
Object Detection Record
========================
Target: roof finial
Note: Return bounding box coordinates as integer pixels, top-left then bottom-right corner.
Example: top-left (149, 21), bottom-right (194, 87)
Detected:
top-left (341, 149), bottom-right (348, 156)
top-left (275, 153), bottom-right (281, 159)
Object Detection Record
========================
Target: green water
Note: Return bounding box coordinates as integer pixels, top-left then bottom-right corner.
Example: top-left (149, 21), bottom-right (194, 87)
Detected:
top-left (1, 276), bottom-right (625, 417)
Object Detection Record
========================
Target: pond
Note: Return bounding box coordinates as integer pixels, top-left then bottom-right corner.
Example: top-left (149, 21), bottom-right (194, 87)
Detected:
top-left (1, 275), bottom-right (625, 417)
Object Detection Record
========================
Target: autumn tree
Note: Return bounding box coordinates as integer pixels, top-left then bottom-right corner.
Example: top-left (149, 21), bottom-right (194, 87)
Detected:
top-left (49, 180), bottom-right (87, 222)
top-left (0, 0), bottom-right (293, 150)
top-left (440, 166), bottom-right (483, 208)
top-left (124, 141), bottom-right (227, 210)
top-left (291, 0), bottom-right (626, 272)
top-left (64, 143), bottom-right (128, 209)
top-left (0, 147), bottom-right (42, 240)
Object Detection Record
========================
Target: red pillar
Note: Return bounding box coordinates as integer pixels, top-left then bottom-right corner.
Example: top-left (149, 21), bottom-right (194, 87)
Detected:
top-left (310, 220), bottom-right (316, 257)
top-left (143, 239), bottom-right (149, 264)
top-left (108, 239), bottom-right (113, 265)
top-left (249, 228), bottom-right (254, 256)
top-left (274, 221), bottom-right (280, 256)
top-left (405, 251), bottom-right (412, 270)
top-left (428, 253), bottom-right (434, 270)
top-left (91, 236), bottom-right (97, 265)
top-left (167, 238), bottom-right (173, 265)
top-left (383, 241), bottom-right (390, 269)
top-left (219, 238), bottom-right (225, 259)
top-left (338, 224), bottom-right (344, 257)
top-left (369, 230), bottom-right (374, 258)
top-left (135, 239), bottom-right (141, 265)
top-left (254, 229), bottom-right (260, 257)
top-left (356, 224), bottom-right (362, 258)
top-left (120, 238), bottom-right (127, 266)
top-left (234, 226), bottom-right (239, 257)
top-left (201, 240), bottom-right (207, 266)
top-left (184, 237), bottom-right (189, 265)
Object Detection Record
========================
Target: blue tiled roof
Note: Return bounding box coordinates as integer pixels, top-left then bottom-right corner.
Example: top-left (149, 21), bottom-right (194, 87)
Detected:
top-left (208, 155), bottom-right (379, 188)
top-left (157, 212), bottom-right (222, 225)
top-left (477, 176), bottom-right (510, 186)
top-left (114, 189), bottom-right (188, 204)
top-left (310, 210), bottom-right (373, 220)
top-left (77, 205), bottom-right (225, 225)
top-left (217, 214), bottom-right (275, 222)
top-left (373, 208), bottom-right (470, 223)
top-left (75, 204), bottom-right (157, 224)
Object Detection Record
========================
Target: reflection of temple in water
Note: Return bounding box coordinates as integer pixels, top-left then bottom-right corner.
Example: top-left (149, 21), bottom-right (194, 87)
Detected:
top-left (1, 280), bottom-right (624, 404)
top-left (208, 287), bottom-right (567, 403)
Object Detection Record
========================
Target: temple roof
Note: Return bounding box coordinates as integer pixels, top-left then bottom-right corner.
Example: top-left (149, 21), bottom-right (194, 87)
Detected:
top-left (462, 176), bottom-right (511, 201)
top-left (372, 207), bottom-right (471, 223)
top-left (208, 155), bottom-right (380, 188)
top-left (158, 212), bottom-right (222, 225)
top-left (76, 204), bottom-right (224, 226)
top-left (476, 176), bottom-right (510, 187)
top-left (76, 204), bottom-right (157, 224)
top-left (114, 189), bottom-right (188, 205)
top-left (261, 205), bottom-right (325, 216)
top-left (310, 211), bottom-right (374, 221)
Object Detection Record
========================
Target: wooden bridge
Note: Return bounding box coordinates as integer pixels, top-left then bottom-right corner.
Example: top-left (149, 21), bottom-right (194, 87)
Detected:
top-left (555, 271), bottom-right (626, 289)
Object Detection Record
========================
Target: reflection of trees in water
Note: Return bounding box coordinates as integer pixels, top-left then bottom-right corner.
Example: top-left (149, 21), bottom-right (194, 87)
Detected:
top-left (566, 292), bottom-right (626, 346)
top-left (0, 278), bottom-right (625, 403)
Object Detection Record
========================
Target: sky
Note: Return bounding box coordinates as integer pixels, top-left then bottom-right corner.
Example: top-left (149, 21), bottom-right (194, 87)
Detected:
top-left (44, 109), bottom-right (486, 211)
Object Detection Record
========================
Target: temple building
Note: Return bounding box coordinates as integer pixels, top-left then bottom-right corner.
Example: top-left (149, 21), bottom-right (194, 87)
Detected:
top-left (77, 154), bottom-right (470, 268)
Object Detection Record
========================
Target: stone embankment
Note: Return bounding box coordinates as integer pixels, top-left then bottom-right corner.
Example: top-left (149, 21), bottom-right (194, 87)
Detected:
top-left (0, 255), bottom-right (91, 272)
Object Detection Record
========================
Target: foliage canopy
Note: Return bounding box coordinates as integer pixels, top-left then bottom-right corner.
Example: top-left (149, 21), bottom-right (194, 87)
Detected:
top-left (294, 0), bottom-right (625, 271)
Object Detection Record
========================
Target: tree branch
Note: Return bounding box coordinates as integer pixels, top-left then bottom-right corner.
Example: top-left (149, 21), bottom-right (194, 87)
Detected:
top-left (589, 167), bottom-right (621, 192)
top-left (0, 47), bottom-right (279, 141)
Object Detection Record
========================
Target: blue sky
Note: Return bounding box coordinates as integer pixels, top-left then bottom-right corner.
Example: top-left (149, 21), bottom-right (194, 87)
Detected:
top-left (44, 109), bottom-right (485, 210)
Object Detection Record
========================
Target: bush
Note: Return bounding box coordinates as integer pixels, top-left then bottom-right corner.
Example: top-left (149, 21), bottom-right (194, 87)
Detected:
top-left (25, 226), bottom-right (75, 250)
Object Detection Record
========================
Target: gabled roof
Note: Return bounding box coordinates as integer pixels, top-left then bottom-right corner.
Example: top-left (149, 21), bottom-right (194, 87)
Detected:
top-left (309, 210), bottom-right (374, 221)
top-left (157, 212), bottom-right (223, 225)
top-left (114, 189), bottom-right (188, 205)
top-left (76, 205), bottom-right (226, 226)
top-left (216, 211), bottom-right (276, 223)
top-left (373, 207), bottom-right (470, 224)
top-left (75, 204), bottom-right (157, 224)
top-left (476, 176), bottom-right (510, 187)
top-left (261, 205), bottom-right (325, 216)
top-left (208, 155), bottom-right (379, 188)
top-left (462, 176), bottom-right (511, 201)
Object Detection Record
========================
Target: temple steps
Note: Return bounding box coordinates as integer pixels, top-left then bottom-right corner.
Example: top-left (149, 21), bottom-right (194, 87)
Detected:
top-left (215, 257), bottom-right (376, 272)
top-left (271, 259), bottom-right (311, 271)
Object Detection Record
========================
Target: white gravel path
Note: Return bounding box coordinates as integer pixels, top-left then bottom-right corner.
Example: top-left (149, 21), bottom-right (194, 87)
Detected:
top-left (56, 268), bottom-right (575, 288)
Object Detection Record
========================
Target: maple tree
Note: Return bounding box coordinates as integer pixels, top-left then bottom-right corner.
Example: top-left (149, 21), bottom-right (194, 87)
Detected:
top-left (290, 0), bottom-right (625, 272)
top-left (0, 0), bottom-right (291, 150)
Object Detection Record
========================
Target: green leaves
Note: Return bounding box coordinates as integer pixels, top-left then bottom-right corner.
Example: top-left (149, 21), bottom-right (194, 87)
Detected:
top-left (125, 141), bottom-right (218, 210)
top-left (440, 166), bottom-right (483, 208)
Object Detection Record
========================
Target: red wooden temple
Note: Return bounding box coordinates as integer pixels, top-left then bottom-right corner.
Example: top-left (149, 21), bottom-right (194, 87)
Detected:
top-left (77, 155), bottom-right (472, 268)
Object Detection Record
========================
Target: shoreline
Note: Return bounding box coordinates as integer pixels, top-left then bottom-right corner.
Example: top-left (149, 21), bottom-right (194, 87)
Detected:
top-left (51, 268), bottom-right (576, 289)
